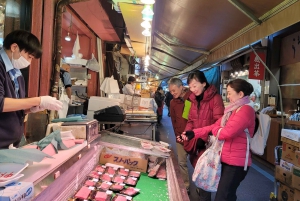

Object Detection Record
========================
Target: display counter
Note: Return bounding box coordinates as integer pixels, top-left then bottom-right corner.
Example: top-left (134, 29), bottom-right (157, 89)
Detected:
top-left (99, 111), bottom-right (157, 141)
top-left (21, 131), bottom-right (188, 201)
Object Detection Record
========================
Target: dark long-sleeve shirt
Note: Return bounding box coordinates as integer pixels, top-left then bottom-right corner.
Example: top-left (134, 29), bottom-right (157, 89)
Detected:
top-left (0, 49), bottom-right (25, 148)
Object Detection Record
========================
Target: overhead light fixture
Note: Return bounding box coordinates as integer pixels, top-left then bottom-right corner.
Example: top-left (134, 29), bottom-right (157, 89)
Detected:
top-left (141, 20), bottom-right (151, 29)
top-left (144, 63), bottom-right (149, 67)
top-left (142, 29), bottom-right (151, 36)
top-left (65, 32), bottom-right (71, 41)
top-left (144, 67), bottom-right (148, 71)
top-left (65, 14), bottom-right (73, 42)
top-left (141, 5), bottom-right (154, 16)
top-left (141, 0), bottom-right (155, 4)
top-left (142, 13), bottom-right (153, 21)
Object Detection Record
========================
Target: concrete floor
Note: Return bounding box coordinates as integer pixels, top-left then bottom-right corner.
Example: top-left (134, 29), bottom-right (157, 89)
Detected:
top-left (123, 107), bottom-right (275, 201)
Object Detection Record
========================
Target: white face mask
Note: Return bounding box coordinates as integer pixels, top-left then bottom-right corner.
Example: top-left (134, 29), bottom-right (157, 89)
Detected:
top-left (12, 52), bottom-right (30, 69)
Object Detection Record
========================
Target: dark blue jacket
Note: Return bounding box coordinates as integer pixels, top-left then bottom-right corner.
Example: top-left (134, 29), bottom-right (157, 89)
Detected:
top-left (0, 55), bottom-right (25, 148)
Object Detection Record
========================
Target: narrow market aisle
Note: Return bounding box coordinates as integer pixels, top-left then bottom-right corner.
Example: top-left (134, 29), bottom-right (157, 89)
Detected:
top-left (156, 106), bottom-right (275, 201)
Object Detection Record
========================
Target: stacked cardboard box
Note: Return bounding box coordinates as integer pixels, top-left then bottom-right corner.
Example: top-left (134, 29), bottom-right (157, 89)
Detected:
top-left (275, 129), bottom-right (300, 201)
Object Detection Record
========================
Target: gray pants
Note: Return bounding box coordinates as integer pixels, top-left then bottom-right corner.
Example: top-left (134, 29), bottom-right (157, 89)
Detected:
top-left (176, 143), bottom-right (190, 189)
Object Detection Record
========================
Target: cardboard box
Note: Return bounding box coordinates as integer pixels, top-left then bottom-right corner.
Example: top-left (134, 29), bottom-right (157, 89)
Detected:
top-left (293, 166), bottom-right (300, 190)
top-left (60, 125), bottom-right (87, 139)
top-left (99, 149), bottom-right (147, 173)
top-left (0, 182), bottom-right (34, 201)
top-left (276, 165), bottom-right (293, 186)
top-left (282, 142), bottom-right (299, 164)
top-left (282, 137), bottom-right (300, 148)
top-left (295, 151), bottom-right (300, 168)
top-left (282, 129), bottom-right (300, 142)
top-left (279, 183), bottom-right (294, 201)
top-left (280, 159), bottom-right (294, 172)
top-left (295, 189), bottom-right (300, 201)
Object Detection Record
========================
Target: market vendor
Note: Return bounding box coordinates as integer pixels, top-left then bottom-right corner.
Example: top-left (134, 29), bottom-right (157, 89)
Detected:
top-left (0, 30), bottom-right (63, 149)
top-left (122, 76), bottom-right (139, 96)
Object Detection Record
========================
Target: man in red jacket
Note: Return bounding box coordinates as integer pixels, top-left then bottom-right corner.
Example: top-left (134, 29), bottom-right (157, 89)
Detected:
top-left (169, 78), bottom-right (191, 193)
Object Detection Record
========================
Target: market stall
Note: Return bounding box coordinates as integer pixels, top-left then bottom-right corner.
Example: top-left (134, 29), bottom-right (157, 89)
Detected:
top-left (17, 130), bottom-right (188, 201)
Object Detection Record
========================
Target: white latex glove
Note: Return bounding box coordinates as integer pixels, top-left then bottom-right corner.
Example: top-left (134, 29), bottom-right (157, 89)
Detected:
top-left (30, 106), bottom-right (44, 113)
top-left (40, 96), bottom-right (63, 111)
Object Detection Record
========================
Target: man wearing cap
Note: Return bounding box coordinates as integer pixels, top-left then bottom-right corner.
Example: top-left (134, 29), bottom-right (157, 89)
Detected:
top-left (122, 76), bottom-right (137, 95)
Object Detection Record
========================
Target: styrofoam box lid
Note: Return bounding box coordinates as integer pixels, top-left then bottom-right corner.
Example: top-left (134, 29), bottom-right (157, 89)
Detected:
top-left (88, 97), bottom-right (120, 111)
top-left (281, 129), bottom-right (300, 142)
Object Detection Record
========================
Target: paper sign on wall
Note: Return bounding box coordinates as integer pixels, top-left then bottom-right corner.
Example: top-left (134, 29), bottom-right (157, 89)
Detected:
top-left (140, 76), bottom-right (147, 82)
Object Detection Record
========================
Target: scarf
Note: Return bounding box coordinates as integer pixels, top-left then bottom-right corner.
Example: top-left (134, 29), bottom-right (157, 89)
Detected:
top-left (221, 96), bottom-right (250, 127)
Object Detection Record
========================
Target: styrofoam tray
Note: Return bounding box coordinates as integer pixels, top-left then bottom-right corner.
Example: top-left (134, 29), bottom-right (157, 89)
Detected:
top-left (0, 163), bottom-right (28, 181)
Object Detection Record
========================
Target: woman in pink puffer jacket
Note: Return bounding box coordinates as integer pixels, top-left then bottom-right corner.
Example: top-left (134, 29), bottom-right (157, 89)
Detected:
top-left (181, 79), bottom-right (256, 201)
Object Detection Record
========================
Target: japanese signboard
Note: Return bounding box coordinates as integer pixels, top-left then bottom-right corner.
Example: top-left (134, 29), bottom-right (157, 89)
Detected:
top-left (99, 149), bottom-right (147, 173)
top-left (248, 52), bottom-right (266, 80)
top-left (280, 30), bottom-right (300, 66)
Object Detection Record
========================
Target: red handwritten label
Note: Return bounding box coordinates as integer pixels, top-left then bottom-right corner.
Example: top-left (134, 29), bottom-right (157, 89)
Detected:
top-left (104, 154), bottom-right (112, 159)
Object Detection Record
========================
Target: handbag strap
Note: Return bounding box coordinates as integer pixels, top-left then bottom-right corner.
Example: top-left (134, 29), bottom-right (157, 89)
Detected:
top-left (212, 128), bottom-right (224, 153)
top-left (244, 129), bottom-right (251, 171)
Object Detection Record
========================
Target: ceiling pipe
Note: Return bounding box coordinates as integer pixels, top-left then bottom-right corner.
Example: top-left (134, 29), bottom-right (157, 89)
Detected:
top-left (51, 0), bottom-right (89, 98)
top-left (151, 47), bottom-right (191, 65)
top-left (154, 32), bottom-right (210, 55)
top-left (228, 0), bottom-right (262, 25)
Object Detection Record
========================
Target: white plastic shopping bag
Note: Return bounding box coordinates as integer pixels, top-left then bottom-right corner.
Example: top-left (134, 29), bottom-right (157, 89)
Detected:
top-left (108, 76), bottom-right (119, 93)
top-left (58, 87), bottom-right (70, 118)
top-left (192, 129), bottom-right (224, 192)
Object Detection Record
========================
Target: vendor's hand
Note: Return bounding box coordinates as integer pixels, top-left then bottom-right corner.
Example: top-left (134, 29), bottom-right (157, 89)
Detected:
top-left (30, 106), bottom-right (45, 113)
top-left (40, 96), bottom-right (63, 111)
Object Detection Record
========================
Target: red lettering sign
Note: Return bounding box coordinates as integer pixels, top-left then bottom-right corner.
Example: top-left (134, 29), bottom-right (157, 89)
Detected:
top-left (104, 154), bottom-right (112, 158)
top-left (248, 52), bottom-right (266, 80)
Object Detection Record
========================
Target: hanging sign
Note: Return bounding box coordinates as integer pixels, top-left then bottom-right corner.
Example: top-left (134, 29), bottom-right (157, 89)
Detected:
top-left (248, 52), bottom-right (266, 80)
top-left (140, 76), bottom-right (148, 82)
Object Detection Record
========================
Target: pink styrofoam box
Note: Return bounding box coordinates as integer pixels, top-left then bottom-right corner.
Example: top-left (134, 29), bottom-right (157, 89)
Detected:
top-left (60, 130), bottom-right (75, 140)
top-left (75, 186), bottom-right (91, 199)
top-left (42, 144), bottom-right (56, 156)
top-left (74, 139), bottom-right (85, 144)
top-left (62, 139), bottom-right (76, 148)
top-left (21, 144), bottom-right (39, 150)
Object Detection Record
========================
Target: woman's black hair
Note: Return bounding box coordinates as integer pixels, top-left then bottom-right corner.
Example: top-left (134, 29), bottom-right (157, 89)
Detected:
top-left (187, 71), bottom-right (210, 108)
top-left (187, 70), bottom-right (209, 87)
top-left (3, 30), bottom-right (42, 59)
top-left (227, 78), bottom-right (253, 96)
top-left (157, 86), bottom-right (162, 91)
